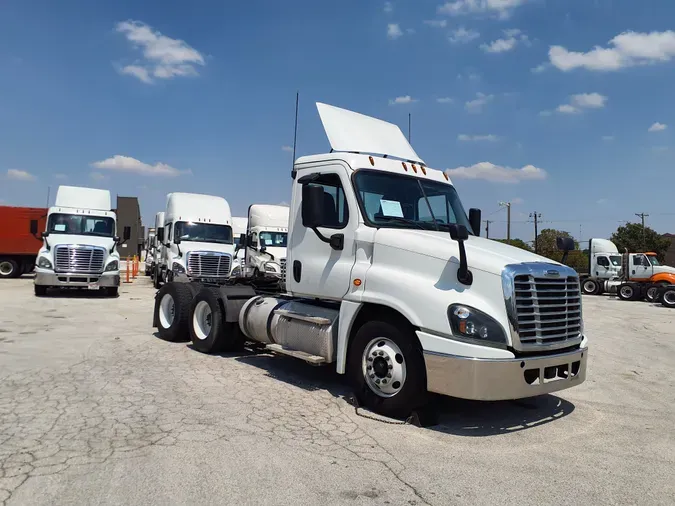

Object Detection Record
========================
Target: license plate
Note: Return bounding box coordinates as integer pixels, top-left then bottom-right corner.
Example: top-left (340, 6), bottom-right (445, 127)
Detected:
top-left (87, 283), bottom-right (100, 291)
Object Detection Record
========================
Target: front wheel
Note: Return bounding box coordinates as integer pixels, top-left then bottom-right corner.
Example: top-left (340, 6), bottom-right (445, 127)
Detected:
top-left (347, 320), bottom-right (427, 419)
top-left (581, 278), bottom-right (600, 295)
top-left (645, 284), bottom-right (661, 303)
top-left (0, 258), bottom-right (19, 279)
top-left (105, 287), bottom-right (119, 297)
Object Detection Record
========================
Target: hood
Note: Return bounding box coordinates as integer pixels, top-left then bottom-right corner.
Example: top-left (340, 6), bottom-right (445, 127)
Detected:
top-left (177, 241), bottom-right (235, 255)
top-left (375, 228), bottom-right (559, 276)
top-left (43, 234), bottom-right (115, 250)
top-left (655, 265), bottom-right (675, 275)
top-left (257, 246), bottom-right (286, 263)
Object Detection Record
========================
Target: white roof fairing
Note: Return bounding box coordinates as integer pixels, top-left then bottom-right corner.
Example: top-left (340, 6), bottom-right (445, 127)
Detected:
top-left (316, 103), bottom-right (424, 165)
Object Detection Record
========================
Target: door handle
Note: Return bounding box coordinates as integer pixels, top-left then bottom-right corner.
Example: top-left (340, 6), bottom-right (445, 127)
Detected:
top-left (293, 261), bottom-right (302, 282)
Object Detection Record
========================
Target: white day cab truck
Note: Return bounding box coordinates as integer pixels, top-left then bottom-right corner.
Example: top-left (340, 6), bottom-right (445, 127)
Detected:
top-left (580, 238), bottom-right (675, 304)
top-left (230, 216), bottom-right (248, 277)
top-left (152, 103), bottom-right (588, 418)
top-left (237, 204), bottom-right (289, 279)
top-left (155, 193), bottom-right (235, 287)
top-left (152, 212), bottom-right (165, 288)
top-left (34, 185), bottom-right (130, 297)
top-left (144, 228), bottom-right (156, 276)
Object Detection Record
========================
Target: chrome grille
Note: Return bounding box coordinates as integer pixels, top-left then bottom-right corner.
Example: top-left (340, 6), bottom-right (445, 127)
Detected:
top-left (503, 263), bottom-right (583, 351)
top-left (187, 251), bottom-right (231, 278)
top-left (54, 245), bottom-right (105, 273)
top-left (280, 258), bottom-right (287, 279)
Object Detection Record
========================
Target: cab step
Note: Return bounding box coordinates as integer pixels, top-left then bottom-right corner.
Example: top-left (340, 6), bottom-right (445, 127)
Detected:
top-left (265, 344), bottom-right (326, 364)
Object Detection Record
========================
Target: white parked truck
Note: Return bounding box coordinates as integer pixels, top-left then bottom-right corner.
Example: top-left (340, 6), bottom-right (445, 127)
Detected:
top-left (152, 212), bottom-right (166, 288)
top-left (230, 216), bottom-right (248, 277)
top-left (155, 193), bottom-right (235, 285)
top-left (153, 103), bottom-right (588, 418)
top-left (34, 185), bottom-right (130, 297)
top-left (240, 204), bottom-right (289, 278)
top-left (580, 237), bottom-right (675, 302)
top-left (144, 228), bottom-right (156, 276)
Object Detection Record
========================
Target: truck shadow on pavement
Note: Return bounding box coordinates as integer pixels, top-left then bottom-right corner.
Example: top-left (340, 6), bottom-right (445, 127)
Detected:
top-left (227, 351), bottom-right (575, 436)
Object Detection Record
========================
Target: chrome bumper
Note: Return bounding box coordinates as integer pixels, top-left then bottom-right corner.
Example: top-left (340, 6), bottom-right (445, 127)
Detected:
top-left (35, 270), bottom-right (120, 288)
top-left (424, 346), bottom-right (587, 401)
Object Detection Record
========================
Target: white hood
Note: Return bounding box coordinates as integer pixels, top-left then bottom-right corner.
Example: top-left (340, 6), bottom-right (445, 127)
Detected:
top-left (374, 229), bottom-right (558, 276)
top-left (258, 246), bottom-right (286, 263)
top-left (175, 241), bottom-right (235, 256)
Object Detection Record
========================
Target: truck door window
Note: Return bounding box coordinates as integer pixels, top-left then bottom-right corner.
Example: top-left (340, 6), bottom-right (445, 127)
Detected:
top-left (417, 192), bottom-right (457, 225)
top-left (633, 255), bottom-right (645, 266)
top-left (597, 256), bottom-right (610, 267)
top-left (609, 256), bottom-right (622, 266)
top-left (312, 173), bottom-right (349, 229)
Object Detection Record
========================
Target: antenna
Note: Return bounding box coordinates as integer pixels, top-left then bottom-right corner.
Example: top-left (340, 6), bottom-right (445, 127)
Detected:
top-left (291, 92), bottom-right (299, 179)
top-left (408, 113), bottom-right (411, 143)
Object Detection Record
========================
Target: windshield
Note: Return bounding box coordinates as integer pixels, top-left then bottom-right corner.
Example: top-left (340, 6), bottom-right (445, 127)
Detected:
top-left (610, 255), bottom-right (622, 266)
top-left (648, 256), bottom-right (661, 266)
top-left (175, 221), bottom-right (233, 244)
top-left (260, 231), bottom-right (288, 248)
top-left (353, 170), bottom-right (473, 232)
top-left (47, 213), bottom-right (115, 237)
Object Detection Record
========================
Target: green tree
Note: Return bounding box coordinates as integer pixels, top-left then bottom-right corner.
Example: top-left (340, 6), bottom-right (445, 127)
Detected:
top-left (610, 222), bottom-right (670, 261)
top-left (495, 238), bottom-right (533, 252)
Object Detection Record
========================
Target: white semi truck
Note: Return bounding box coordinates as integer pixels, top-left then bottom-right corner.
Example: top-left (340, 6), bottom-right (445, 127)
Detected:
top-left (153, 103), bottom-right (588, 417)
top-left (144, 228), bottom-right (156, 276)
top-left (152, 212), bottom-right (166, 288)
top-left (241, 204), bottom-right (289, 278)
top-left (230, 216), bottom-right (248, 277)
top-left (34, 185), bottom-right (129, 297)
top-left (155, 193), bottom-right (235, 285)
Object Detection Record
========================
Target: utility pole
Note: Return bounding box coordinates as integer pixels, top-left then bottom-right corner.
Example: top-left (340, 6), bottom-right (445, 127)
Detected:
top-left (499, 202), bottom-right (511, 241)
top-left (635, 212), bottom-right (649, 251)
top-left (530, 212), bottom-right (542, 254)
top-left (485, 220), bottom-right (492, 239)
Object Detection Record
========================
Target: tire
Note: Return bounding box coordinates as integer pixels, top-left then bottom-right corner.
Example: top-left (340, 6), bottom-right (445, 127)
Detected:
top-left (581, 278), bottom-right (600, 295)
top-left (153, 266), bottom-right (162, 289)
top-left (154, 283), bottom-right (194, 342)
top-left (34, 285), bottom-right (47, 297)
top-left (347, 320), bottom-right (427, 419)
top-left (662, 288), bottom-right (675, 308)
top-left (0, 258), bottom-right (20, 279)
top-left (189, 287), bottom-right (241, 353)
top-left (618, 283), bottom-right (639, 301)
top-left (105, 287), bottom-right (119, 297)
top-left (645, 284), bottom-right (661, 303)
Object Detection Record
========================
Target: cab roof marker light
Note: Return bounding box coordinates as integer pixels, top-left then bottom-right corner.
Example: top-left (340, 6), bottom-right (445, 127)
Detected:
top-left (369, 156), bottom-right (375, 166)
top-left (402, 162), bottom-right (408, 172)
top-left (421, 166), bottom-right (427, 175)
top-left (411, 164), bottom-right (417, 174)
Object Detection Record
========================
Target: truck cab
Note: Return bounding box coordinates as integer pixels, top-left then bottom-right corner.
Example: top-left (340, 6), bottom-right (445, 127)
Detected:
top-left (34, 185), bottom-right (129, 297)
top-left (145, 229), bottom-right (156, 276)
top-left (157, 193), bottom-right (235, 284)
top-left (242, 205), bottom-right (289, 278)
top-left (230, 217), bottom-right (248, 277)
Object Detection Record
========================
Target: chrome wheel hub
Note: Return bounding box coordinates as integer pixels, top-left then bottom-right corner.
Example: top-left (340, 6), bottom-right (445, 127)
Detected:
top-left (362, 337), bottom-right (406, 398)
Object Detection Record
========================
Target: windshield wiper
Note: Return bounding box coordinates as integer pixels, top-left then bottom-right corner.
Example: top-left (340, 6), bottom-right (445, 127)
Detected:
top-left (377, 216), bottom-right (429, 230)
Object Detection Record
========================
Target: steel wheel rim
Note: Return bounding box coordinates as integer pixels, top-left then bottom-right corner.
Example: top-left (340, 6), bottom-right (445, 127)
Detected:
top-left (159, 294), bottom-right (175, 328)
top-left (583, 280), bottom-right (596, 293)
top-left (0, 261), bottom-right (13, 276)
top-left (192, 300), bottom-right (212, 340)
top-left (362, 337), bottom-right (406, 398)
top-left (647, 287), bottom-right (658, 300)
top-left (664, 291), bottom-right (675, 305)
top-left (620, 286), bottom-right (633, 298)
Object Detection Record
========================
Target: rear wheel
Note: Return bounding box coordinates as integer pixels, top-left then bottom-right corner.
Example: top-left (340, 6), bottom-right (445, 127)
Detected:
top-left (0, 258), bottom-right (19, 279)
top-left (581, 278), bottom-right (600, 295)
top-left (662, 287), bottom-right (675, 308)
top-left (645, 284), bottom-right (661, 303)
top-left (153, 265), bottom-right (162, 289)
top-left (347, 320), bottom-right (427, 419)
top-left (154, 283), bottom-right (194, 342)
top-left (618, 283), bottom-right (639, 301)
top-left (189, 287), bottom-right (242, 353)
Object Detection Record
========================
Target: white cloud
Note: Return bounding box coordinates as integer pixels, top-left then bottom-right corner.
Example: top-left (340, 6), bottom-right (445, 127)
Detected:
top-left (556, 104), bottom-right (578, 114)
top-left (445, 162), bottom-right (547, 183)
top-left (449, 27), bottom-right (480, 44)
top-left (90, 172), bottom-right (108, 181)
top-left (384, 1), bottom-right (393, 13)
top-left (6, 169), bottom-right (36, 181)
top-left (389, 95), bottom-right (417, 105)
top-left (649, 122), bottom-right (667, 132)
top-left (531, 63), bottom-right (549, 73)
top-left (555, 93), bottom-right (608, 114)
top-left (387, 23), bottom-right (403, 40)
top-left (549, 30), bottom-right (675, 72)
top-left (458, 134), bottom-right (499, 142)
top-left (511, 197), bottom-right (524, 205)
top-left (116, 20), bottom-right (205, 83)
top-left (424, 19), bottom-right (448, 28)
top-left (480, 29), bottom-right (528, 53)
top-left (436, 97), bottom-right (454, 104)
top-left (90, 155), bottom-right (191, 177)
top-left (281, 145), bottom-right (293, 152)
top-left (438, 0), bottom-right (528, 19)
top-left (602, 136), bottom-right (615, 141)
top-left (465, 92), bottom-right (494, 112)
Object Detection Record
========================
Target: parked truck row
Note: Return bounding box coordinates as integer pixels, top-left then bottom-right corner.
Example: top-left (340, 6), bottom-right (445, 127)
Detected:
top-left (150, 102), bottom-right (589, 418)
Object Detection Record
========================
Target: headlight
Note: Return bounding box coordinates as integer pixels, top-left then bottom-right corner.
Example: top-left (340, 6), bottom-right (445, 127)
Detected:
top-left (37, 256), bottom-right (52, 269)
top-left (448, 304), bottom-right (507, 348)
top-left (104, 260), bottom-right (119, 272)
top-left (264, 262), bottom-right (279, 273)
top-left (172, 262), bottom-right (186, 274)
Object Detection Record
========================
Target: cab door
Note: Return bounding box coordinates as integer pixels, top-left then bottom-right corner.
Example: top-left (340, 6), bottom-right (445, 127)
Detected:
top-left (287, 165), bottom-right (357, 300)
top-left (631, 254), bottom-right (653, 280)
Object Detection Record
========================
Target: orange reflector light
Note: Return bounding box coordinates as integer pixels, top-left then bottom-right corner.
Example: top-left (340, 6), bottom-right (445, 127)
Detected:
top-left (402, 162), bottom-right (408, 171)
top-left (421, 166), bottom-right (427, 175)
top-left (459, 320), bottom-right (466, 333)
top-left (412, 164), bottom-right (417, 173)
top-left (369, 156), bottom-right (374, 166)
top-left (443, 172), bottom-right (449, 181)
top-left (353, 279), bottom-right (362, 287)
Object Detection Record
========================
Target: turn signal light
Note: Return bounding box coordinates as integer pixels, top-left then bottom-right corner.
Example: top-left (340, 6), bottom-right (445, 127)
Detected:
top-left (353, 278), bottom-right (362, 287)
top-left (443, 172), bottom-right (449, 181)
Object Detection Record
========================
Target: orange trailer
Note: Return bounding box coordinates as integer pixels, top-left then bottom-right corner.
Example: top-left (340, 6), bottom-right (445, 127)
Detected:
top-left (0, 206), bottom-right (47, 278)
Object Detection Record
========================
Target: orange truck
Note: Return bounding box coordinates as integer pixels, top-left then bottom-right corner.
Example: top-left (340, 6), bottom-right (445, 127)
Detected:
top-left (0, 206), bottom-right (47, 278)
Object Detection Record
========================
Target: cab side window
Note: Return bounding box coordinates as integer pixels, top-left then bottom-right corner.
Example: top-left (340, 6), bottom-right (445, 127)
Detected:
top-left (597, 256), bottom-right (610, 267)
top-left (633, 255), bottom-right (644, 266)
top-left (312, 173), bottom-right (349, 229)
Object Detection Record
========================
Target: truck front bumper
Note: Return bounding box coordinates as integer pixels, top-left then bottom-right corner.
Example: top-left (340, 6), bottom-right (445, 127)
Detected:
top-left (423, 345), bottom-right (587, 401)
top-left (35, 270), bottom-right (120, 288)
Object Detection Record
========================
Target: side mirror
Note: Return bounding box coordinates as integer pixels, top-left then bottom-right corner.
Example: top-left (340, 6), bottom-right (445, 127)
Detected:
top-left (123, 226), bottom-right (131, 241)
top-left (302, 184), bottom-right (325, 229)
top-left (468, 208), bottom-right (481, 237)
top-left (41, 231), bottom-right (50, 239)
top-left (174, 237), bottom-right (181, 245)
top-left (239, 233), bottom-right (246, 248)
top-left (448, 225), bottom-right (472, 285)
top-left (556, 237), bottom-right (574, 252)
top-left (157, 228), bottom-right (164, 242)
top-left (259, 237), bottom-right (267, 252)
top-left (30, 220), bottom-right (38, 235)
top-left (449, 224), bottom-right (469, 241)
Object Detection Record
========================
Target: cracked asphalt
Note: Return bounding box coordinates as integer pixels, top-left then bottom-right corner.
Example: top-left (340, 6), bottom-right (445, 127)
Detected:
top-left (0, 276), bottom-right (674, 505)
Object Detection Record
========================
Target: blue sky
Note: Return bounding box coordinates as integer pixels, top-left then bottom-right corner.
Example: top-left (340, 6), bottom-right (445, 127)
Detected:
top-left (2, 0), bottom-right (675, 245)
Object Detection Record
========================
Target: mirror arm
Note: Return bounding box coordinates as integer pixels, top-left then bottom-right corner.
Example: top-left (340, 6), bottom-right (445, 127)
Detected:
top-left (311, 228), bottom-right (344, 251)
top-left (456, 240), bottom-right (473, 286)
